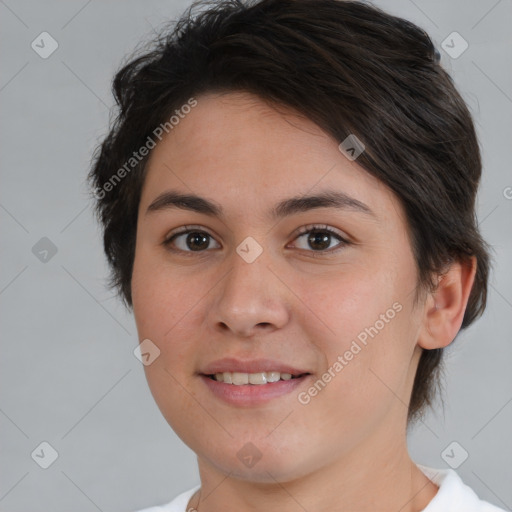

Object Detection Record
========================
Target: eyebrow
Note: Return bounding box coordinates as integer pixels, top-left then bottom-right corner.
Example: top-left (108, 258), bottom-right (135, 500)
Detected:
top-left (145, 189), bottom-right (375, 220)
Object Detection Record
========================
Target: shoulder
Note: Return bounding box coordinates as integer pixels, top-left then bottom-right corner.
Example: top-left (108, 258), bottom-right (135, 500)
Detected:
top-left (418, 465), bottom-right (507, 512)
top-left (130, 485), bottom-right (200, 512)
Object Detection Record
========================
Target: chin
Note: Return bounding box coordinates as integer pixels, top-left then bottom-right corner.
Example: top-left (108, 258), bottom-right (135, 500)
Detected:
top-left (196, 439), bottom-right (319, 484)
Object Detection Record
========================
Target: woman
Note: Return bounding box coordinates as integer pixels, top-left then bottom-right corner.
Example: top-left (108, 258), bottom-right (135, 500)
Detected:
top-left (89, 0), bottom-right (503, 510)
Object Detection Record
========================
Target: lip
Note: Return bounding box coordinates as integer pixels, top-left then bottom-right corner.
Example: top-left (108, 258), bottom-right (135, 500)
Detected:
top-left (199, 358), bottom-right (312, 407)
top-left (200, 373), bottom-right (311, 406)
top-left (200, 357), bottom-right (310, 376)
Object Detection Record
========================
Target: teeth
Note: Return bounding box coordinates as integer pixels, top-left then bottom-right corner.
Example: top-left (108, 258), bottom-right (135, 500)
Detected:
top-left (232, 372), bottom-right (249, 385)
top-left (212, 371), bottom-right (300, 385)
top-left (249, 373), bottom-right (267, 385)
top-left (266, 371), bottom-right (280, 383)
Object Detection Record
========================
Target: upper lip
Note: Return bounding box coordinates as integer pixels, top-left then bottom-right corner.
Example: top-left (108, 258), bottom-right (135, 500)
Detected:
top-left (200, 358), bottom-right (310, 376)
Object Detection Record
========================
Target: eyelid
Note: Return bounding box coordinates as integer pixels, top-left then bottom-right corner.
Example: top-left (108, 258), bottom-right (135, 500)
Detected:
top-left (290, 223), bottom-right (348, 241)
top-left (163, 224), bottom-right (219, 247)
top-left (165, 224), bottom-right (211, 238)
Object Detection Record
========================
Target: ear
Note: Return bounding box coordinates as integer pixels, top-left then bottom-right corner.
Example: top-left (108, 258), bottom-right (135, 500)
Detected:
top-left (417, 257), bottom-right (477, 350)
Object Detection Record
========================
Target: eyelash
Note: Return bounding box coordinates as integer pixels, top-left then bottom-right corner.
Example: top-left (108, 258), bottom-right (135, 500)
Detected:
top-left (162, 224), bottom-right (351, 258)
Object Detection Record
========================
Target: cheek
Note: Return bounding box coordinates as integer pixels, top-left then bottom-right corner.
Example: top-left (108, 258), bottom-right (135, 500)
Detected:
top-left (131, 252), bottom-right (198, 401)
top-left (303, 263), bottom-right (403, 348)
top-left (298, 262), bottom-right (418, 414)
top-left (132, 256), bottom-right (208, 440)
top-left (131, 248), bottom-right (198, 338)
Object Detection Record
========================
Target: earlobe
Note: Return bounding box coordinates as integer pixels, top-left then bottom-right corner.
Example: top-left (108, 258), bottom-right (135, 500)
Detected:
top-left (418, 257), bottom-right (477, 350)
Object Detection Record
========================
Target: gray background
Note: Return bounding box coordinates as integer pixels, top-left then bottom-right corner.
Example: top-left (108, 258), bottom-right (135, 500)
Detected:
top-left (1, 0), bottom-right (511, 511)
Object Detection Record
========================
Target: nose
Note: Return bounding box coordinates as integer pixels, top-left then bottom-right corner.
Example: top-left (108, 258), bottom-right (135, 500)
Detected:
top-left (209, 249), bottom-right (291, 339)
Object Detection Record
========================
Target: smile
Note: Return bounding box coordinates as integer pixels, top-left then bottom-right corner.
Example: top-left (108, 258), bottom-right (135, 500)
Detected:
top-left (207, 371), bottom-right (307, 385)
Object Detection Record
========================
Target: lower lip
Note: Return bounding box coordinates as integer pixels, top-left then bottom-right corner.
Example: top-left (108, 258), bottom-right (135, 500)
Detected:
top-left (200, 375), bottom-right (310, 406)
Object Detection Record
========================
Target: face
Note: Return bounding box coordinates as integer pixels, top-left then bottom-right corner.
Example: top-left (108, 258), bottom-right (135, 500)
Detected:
top-left (131, 91), bottom-right (425, 483)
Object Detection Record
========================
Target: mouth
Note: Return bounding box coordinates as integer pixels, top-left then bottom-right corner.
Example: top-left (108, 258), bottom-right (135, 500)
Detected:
top-left (198, 358), bottom-right (312, 405)
top-left (199, 358), bottom-right (313, 408)
top-left (203, 371), bottom-right (310, 385)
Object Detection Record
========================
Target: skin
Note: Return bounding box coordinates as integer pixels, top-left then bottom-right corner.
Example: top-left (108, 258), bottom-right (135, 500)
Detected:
top-left (131, 90), bottom-right (476, 512)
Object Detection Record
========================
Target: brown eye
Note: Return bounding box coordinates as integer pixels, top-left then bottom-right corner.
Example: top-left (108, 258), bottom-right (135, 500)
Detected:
top-left (163, 227), bottom-right (220, 253)
top-left (162, 224), bottom-right (350, 257)
top-left (291, 224), bottom-right (350, 256)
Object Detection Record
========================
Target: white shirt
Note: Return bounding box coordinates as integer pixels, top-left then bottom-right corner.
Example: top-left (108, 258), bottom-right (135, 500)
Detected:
top-left (133, 465), bottom-right (507, 512)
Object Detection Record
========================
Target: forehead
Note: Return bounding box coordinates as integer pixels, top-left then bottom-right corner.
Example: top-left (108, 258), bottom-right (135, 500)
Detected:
top-left (148, 91), bottom-right (339, 171)
top-left (141, 91), bottom-right (402, 224)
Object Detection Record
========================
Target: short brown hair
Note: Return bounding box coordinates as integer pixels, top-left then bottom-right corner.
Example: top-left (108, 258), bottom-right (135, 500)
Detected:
top-left (88, 0), bottom-right (491, 424)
